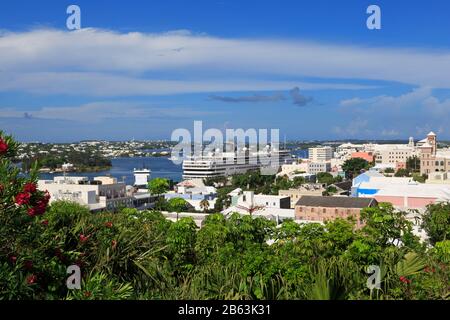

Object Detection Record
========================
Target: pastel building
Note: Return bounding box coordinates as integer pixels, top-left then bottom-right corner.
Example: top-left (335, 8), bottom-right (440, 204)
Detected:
top-left (352, 172), bottom-right (450, 210)
top-left (418, 132), bottom-right (450, 175)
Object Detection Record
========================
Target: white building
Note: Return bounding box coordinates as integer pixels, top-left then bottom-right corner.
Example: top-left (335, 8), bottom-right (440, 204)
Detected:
top-left (38, 176), bottom-right (153, 212)
top-left (134, 168), bottom-right (151, 188)
top-left (307, 161), bottom-right (331, 174)
top-left (222, 190), bottom-right (294, 223)
top-left (309, 146), bottom-right (333, 162)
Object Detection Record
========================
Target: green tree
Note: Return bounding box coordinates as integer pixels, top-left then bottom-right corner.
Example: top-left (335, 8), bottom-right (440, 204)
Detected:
top-left (147, 178), bottom-right (170, 196)
top-left (421, 203), bottom-right (450, 245)
top-left (342, 158), bottom-right (370, 180)
top-left (166, 218), bottom-right (197, 272)
top-left (395, 168), bottom-right (410, 177)
top-left (316, 172), bottom-right (335, 185)
top-left (360, 203), bottom-right (417, 248)
top-left (406, 156), bottom-right (421, 173)
top-left (167, 197), bottom-right (189, 221)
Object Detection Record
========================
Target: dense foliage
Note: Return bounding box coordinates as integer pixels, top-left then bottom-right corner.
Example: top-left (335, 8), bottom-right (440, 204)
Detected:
top-left (1, 133), bottom-right (449, 300)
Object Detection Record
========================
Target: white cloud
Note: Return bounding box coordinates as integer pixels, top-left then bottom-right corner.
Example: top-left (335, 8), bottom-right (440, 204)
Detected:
top-left (337, 87), bottom-right (450, 138)
top-left (0, 71), bottom-right (373, 96)
top-left (1, 28), bottom-right (450, 96)
top-left (0, 101), bottom-right (221, 122)
top-left (339, 87), bottom-right (450, 115)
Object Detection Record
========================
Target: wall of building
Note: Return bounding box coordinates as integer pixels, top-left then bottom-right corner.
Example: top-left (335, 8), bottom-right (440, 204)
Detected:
top-left (295, 206), bottom-right (363, 227)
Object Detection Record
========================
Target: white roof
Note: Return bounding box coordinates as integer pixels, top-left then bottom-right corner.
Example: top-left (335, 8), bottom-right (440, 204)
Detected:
top-left (369, 177), bottom-right (414, 185)
top-left (228, 188), bottom-right (242, 196)
top-left (427, 131), bottom-right (436, 136)
top-left (359, 181), bottom-right (450, 200)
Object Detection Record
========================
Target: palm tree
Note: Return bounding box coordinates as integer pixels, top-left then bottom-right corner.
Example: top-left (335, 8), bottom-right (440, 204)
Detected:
top-left (236, 204), bottom-right (266, 217)
top-left (199, 199), bottom-right (209, 213)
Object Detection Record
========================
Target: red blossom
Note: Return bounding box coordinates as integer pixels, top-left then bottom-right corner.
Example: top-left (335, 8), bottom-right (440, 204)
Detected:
top-left (84, 291), bottom-right (91, 298)
top-left (0, 138), bottom-right (8, 155)
top-left (15, 192), bottom-right (31, 206)
top-left (27, 207), bottom-right (37, 217)
top-left (111, 240), bottom-right (117, 249)
top-left (79, 234), bottom-right (89, 243)
top-left (399, 276), bottom-right (411, 284)
top-left (105, 221), bottom-right (113, 228)
top-left (23, 182), bottom-right (37, 193)
top-left (9, 256), bottom-right (17, 264)
top-left (41, 219), bottom-right (49, 226)
top-left (26, 274), bottom-right (37, 285)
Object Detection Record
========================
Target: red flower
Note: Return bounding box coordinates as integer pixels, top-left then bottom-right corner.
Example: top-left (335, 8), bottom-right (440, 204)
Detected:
top-left (15, 192), bottom-right (31, 206)
top-left (26, 274), bottom-right (37, 285)
top-left (84, 291), bottom-right (91, 298)
top-left (0, 184), bottom-right (4, 193)
top-left (79, 234), bottom-right (89, 243)
top-left (9, 256), bottom-right (17, 264)
top-left (41, 219), bottom-right (49, 226)
top-left (27, 194), bottom-right (50, 216)
top-left (105, 221), bottom-right (113, 228)
top-left (0, 138), bottom-right (8, 155)
top-left (23, 182), bottom-right (37, 193)
top-left (111, 240), bottom-right (117, 249)
top-left (399, 276), bottom-right (411, 284)
top-left (27, 207), bottom-right (37, 217)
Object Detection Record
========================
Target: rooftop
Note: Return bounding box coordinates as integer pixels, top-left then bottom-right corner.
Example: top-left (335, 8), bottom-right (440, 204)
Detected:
top-left (295, 195), bottom-right (377, 208)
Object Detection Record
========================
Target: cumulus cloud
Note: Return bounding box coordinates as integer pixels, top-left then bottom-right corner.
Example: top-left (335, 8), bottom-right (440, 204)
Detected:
top-left (339, 87), bottom-right (450, 115)
top-left (1, 28), bottom-right (450, 97)
top-left (336, 87), bottom-right (450, 138)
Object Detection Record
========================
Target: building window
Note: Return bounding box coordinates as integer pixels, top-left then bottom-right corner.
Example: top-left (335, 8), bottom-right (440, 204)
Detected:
top-left (323, 208), bottom-right (326, 214)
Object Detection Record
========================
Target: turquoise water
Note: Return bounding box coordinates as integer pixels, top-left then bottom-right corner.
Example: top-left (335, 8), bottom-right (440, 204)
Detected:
top-left (39, 157), bottom-right (183, 185)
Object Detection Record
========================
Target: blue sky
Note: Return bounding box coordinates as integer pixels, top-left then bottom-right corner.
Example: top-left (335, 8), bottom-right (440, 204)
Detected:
top-left (1, 0), bottom-right (450, 142)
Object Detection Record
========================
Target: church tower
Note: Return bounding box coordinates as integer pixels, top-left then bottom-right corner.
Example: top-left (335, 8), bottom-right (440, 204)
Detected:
top-left (427, 131), bottom-right (437, 156)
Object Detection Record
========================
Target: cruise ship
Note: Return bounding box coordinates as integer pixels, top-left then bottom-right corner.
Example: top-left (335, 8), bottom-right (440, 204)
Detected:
top-left (182, 145), bottom-right (291, 179)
